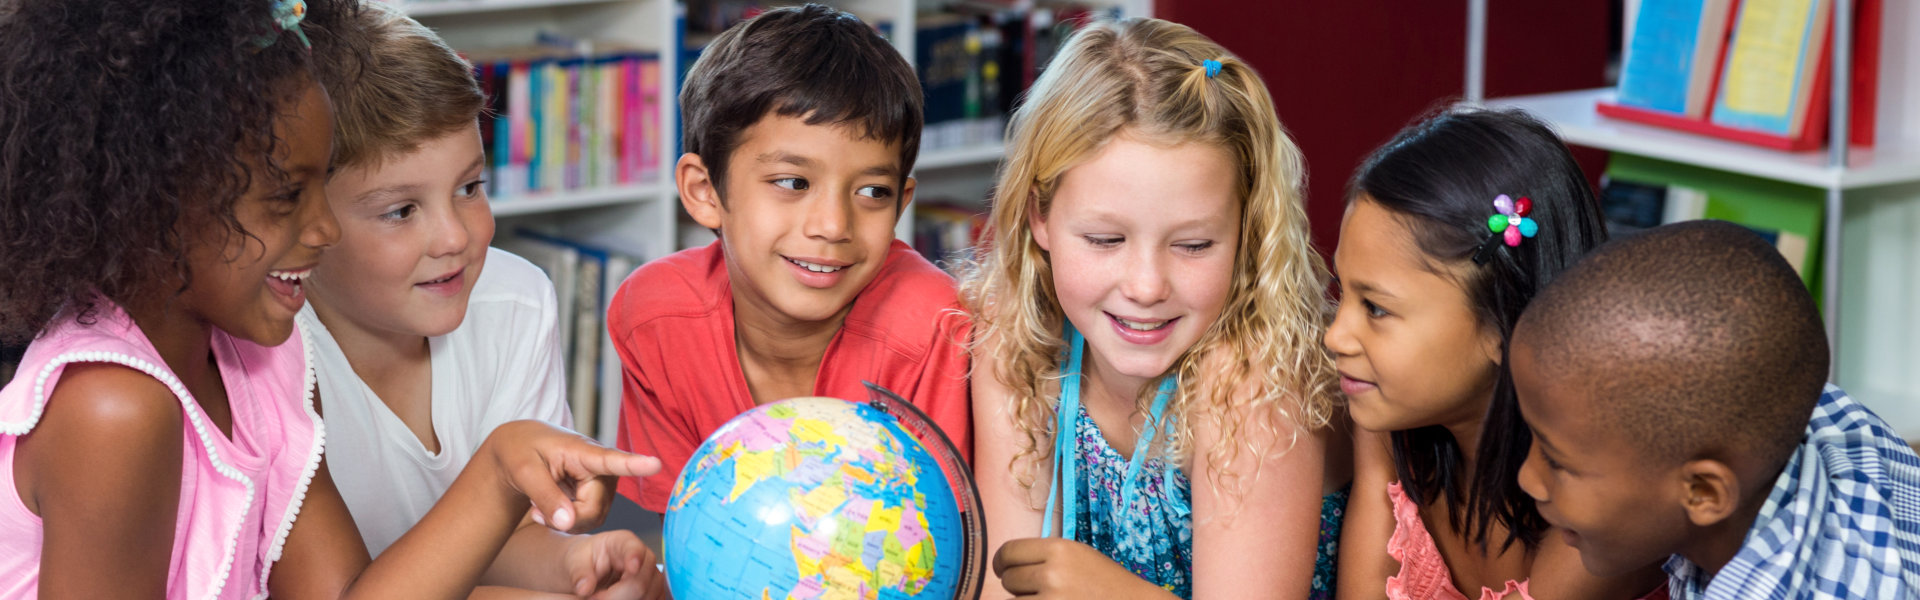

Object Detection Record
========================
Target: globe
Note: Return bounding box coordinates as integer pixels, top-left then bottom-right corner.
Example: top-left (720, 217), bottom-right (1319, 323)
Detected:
top-left (663, 384), bottom-right (984, 600)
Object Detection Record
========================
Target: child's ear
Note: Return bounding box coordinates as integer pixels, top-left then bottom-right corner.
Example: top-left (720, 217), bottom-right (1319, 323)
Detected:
top-left (1678, 458), bottom-right (1742, 527)
top-left (896, 176), bottom-right (917, 219)
top-left (677, 153), bottom-right (725, 230)
top-left (1027, 192), bottom-right (1052, 252)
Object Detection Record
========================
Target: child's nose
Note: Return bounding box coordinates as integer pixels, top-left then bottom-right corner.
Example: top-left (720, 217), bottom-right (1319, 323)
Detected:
top-left (803, 196), bottom-right (852, 243)
top-left (1517, 443), bottom-right (1549, 503)
top-left (1120, 250), bottom-right (1171, 305)
top-left (302, 192), bottom-right (340, 250)
top-left (1324, 300), bottom-right (1361, 357)
top-left (426, 207), bottom-right (470, 258)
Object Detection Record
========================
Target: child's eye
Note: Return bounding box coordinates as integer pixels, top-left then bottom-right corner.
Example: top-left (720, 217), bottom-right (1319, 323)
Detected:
top-left (459, 180), bottom-right (487, 199)
top-left (1544, 454), bottom-right (1566, 472)
top-left (1175, 240), bottom-right (1214, 254)
top-left (1362, 299), bottom-right (1388, 318)
top-left (1082, 235), bottom-right (1122, 248)
top-left (381, 204), bottom-right (417, 221)
top-left (856, 185), bottom-right (892, 200)
top-left (773, 178), bottom-right (809, 192)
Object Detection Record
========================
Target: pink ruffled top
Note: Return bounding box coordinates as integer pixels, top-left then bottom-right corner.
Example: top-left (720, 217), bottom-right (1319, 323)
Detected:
top-left (0, 300), bottom-right (324, 599)
top-left (1384, 482), bottom-right (1669, 600)
top-left (1385, 481), bottom-right (1534, 600)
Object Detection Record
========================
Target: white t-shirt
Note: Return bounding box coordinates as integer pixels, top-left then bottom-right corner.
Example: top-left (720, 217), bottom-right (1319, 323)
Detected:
top-left (300, 247), bottom-right (572, 556)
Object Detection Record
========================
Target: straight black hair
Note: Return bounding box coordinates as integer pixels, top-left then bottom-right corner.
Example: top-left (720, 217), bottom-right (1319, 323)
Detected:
top-left (679, 3), bottom-right (922, 200)
top-left (1348, 107), bottom-right (1609, 550)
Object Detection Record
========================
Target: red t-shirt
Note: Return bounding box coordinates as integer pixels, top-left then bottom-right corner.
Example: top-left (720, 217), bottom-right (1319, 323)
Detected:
top-left (609, 240), bottom-right (974, 512)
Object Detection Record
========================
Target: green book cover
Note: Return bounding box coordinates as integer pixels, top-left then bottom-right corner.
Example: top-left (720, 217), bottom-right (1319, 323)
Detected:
top-left (1604, 154), bottom-right (1825, 302)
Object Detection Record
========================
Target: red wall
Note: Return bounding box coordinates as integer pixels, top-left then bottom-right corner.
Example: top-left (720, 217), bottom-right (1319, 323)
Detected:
top-left (1158, 1), bottom-right (1611, 255)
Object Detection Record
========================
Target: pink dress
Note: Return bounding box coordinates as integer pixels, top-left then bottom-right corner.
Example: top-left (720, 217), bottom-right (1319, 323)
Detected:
top-left (1385, 482), bottom-right (1667, 600)
top-left (0, 301), bottom-right (325, 599)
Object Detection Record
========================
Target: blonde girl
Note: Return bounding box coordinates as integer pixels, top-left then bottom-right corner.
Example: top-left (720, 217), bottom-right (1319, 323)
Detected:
top-left (962, 17), bottom-right (1347, 600)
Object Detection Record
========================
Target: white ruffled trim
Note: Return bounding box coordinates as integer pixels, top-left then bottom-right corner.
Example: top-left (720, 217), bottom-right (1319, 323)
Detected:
top-left (254, 320), bottom-right (325, 599)
top-left (6, 350), bottom-right (254, 600)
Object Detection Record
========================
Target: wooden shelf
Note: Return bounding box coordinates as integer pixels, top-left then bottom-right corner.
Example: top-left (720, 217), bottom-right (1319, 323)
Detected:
top-left (1484, 88), bottom-right (1920, 190)
top-left (490, 182), bottom-right (665, 217)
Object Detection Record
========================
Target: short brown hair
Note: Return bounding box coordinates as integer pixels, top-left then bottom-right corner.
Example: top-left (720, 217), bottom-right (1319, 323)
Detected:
top-left (681, 4), bottom-right (921, 196)
top-left (321, 2), bottom-right (484, 169)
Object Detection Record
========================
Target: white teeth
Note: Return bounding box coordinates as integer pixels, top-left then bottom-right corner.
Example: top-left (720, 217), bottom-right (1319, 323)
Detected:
top-left (786, 258), bottom-right (843, 273)
top-left (1116, 317), bottom-right (1169, 331)
top-left (268, 270), bottom-right (310, 283)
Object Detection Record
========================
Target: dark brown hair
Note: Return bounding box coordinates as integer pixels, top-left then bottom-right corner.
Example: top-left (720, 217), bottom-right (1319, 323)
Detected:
top-left (680, 3), bottom-right (921, 198)
top-left (0, 0), bottom-right (363, 344)
top-left (318, 2), bottom-right (484, 169)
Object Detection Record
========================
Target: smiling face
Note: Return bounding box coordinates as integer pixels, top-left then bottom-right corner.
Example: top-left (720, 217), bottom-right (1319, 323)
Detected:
top-left (1512, 337), bottom-right (1688, 577)
top-left (177, 79), bottom-right (340, 346)
top-left (308, 125), bottom-right (494, 340)
top-left (1323, 197), bottom-right (1503, 433)
top-left (688, 113), bottom-right (912, 326)
top-left (1031, 134), bottom-right (1240, 394)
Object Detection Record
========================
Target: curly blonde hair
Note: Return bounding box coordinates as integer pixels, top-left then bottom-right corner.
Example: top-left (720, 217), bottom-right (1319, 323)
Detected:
top-left (958, 18), bottom-right (1338, 497)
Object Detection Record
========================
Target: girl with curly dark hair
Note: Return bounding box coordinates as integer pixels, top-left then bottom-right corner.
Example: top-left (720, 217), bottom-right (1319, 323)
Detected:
top-left (0, 1), bottom-right (661, 596)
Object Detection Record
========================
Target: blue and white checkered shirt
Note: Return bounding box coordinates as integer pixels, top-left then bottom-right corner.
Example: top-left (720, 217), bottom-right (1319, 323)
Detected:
top-left (1665, 384), bottom-right (1920, 600)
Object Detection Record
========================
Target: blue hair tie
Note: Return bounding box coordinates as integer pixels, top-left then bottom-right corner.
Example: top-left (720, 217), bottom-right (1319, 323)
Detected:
top-left (1203, 59), bottom-right (1222, 78)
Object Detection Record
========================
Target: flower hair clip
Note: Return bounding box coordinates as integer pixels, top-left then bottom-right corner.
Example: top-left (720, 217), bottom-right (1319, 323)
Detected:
top-left (1472, 194), bottom-right (1538, 265)
top-left (256, 0), bottom-right (310, 49)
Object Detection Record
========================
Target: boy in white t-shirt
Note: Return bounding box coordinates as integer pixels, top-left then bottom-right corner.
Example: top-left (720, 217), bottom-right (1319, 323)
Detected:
top-left (302, 5), bottom-right (665, 598)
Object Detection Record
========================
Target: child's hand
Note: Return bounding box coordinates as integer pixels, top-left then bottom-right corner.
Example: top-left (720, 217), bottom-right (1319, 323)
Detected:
top-left (992, 538), bottom-right (1175, 599)
top-left (562, 530), bottom-right (669, 600)
top-left (484, 420), bottom-right (662, 534)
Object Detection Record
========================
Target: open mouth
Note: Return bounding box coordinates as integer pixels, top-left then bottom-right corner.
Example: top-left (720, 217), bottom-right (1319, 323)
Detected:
top-left (1111, 315), bottom-right (1172, 331)
top-left (265, 267), bottom-right (311, 307)
top-left (418, 269), bottom-right (462, 286)
top-left (783, 256), bottom-right (845, 273)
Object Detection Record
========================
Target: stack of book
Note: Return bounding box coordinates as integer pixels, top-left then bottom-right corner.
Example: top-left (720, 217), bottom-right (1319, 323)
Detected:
top-left (468, 40), bottom-right (664, 202)
top-left (494, 229), bottom-right (644, 445)
top-left (915, 3), bottom-right (1112, 154)
top-left (1601, 0), bottom-right (1882, 150)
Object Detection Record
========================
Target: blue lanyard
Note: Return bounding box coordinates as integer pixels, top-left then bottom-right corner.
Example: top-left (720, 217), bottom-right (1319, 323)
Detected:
top-left (1042, 324), bottom-right (1177, 539)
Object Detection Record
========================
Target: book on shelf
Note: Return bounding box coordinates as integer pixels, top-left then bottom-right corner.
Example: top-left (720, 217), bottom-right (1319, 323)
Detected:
top-left (1604, 154), bottom-right (1824, 294)
top-left (1597, 0), bottom-right (1882, 151)
top-left (467, 41), bottom-right (661, 204)
top-left (1616, 0), bottom-right (1735, 118)
top-left (914, 3), bottom-right (1109, 156)
top-left (913, 201), bottom-right (987, 273)
top-left (493, 230), bottom-right (644, 443)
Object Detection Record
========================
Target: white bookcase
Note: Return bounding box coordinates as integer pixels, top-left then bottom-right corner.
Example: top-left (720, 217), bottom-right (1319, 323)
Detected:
top-left (396, 0), bottom-right (1149, 442)
top-left (1476, 0), bottom-right (1920, 436)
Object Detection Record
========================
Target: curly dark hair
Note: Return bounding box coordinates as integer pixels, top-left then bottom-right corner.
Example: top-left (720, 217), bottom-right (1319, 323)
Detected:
top-left (0, 0), bottom-right (364, 344)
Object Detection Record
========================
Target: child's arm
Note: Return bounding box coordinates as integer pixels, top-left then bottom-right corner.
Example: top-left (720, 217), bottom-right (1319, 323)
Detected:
top-left (1524, 531), bottom-right (1667, 600)
top-left (971, 353), bottom-right (1050, 599)
top-left (480, 512), bottom-right (666, 598)
top-left (1336, 427), bottom-right (1398, 600)
top-left (18, 365), bottom-right (186, 597)
top-left (269, 418), bottom-right (660, 599)
top-left (1186, 385), bottom-right (1330, 600)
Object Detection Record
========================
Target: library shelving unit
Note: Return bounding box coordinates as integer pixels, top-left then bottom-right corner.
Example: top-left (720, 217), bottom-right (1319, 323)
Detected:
top-left (395, 0), bottom-right (1152, 442)
top-left (1475, 0), bottom-right (1920, 436)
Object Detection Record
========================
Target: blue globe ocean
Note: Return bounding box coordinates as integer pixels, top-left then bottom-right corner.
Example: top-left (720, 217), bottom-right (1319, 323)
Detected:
top-left (663, 394), bottom-right (981, 599)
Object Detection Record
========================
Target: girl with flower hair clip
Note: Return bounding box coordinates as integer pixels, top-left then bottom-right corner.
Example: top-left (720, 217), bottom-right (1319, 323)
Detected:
top-left (963, 17), bottom-right (1348, 600)
top-left (1327, 108), bottom-right (1668, 600)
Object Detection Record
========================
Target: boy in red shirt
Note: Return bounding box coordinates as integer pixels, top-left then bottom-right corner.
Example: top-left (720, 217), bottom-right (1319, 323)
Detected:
top-left (609, 4), bottom-right (972, 514)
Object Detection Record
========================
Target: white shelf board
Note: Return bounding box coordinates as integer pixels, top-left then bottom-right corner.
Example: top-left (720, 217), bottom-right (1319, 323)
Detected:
top-left (399, 0), bottom-right (622, 18)
top-left (1484, 88), bottom-right (1920, 190)
top-left (917, 142), bottom-right (1005, 172)
top-left (490, 182), bottom-right (664, 217)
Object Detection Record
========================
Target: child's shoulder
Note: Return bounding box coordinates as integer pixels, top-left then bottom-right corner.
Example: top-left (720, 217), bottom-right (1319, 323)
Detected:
top-left (471, 246), bottom-right (560, 310)
top-left (859, 240), bottom-right (961, 311)
top-left (607, 241), bottom-right (729, 331)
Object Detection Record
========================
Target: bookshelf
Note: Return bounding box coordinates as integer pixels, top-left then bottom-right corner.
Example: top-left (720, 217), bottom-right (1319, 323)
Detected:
top-left (1476, 0), bottom-right (1920, 436)
top-left (398, 0), bottom-right (1152, 442)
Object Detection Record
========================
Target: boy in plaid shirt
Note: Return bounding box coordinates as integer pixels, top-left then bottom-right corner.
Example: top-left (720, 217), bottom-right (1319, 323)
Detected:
top-left (1506, 220), bottom-right (1920, 600)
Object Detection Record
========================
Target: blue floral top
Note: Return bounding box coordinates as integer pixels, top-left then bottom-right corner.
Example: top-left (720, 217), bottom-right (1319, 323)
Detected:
top-left (1052, 325), bottom-right (1346, 599)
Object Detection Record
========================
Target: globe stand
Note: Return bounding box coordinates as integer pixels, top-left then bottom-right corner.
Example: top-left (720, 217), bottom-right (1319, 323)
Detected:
top-left (862, 381), bottom-right (986, 600)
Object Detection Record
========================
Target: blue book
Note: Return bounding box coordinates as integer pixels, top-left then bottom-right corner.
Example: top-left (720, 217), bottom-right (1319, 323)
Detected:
top-left (1617, 0), bottom-right (1733, 117)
